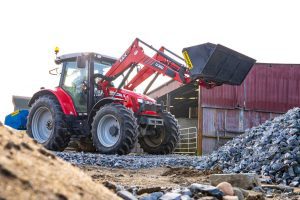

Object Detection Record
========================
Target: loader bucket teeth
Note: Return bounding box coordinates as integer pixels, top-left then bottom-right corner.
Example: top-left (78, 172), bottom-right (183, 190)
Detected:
top-left (182, 43), bottom-right (256, 85)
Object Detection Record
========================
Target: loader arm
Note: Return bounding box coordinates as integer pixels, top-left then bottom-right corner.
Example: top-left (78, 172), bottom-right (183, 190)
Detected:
top-left (101, 38), bottom-right (255, 92)
top-left (102, 39), bottom-right (190, 88)
top-left (123, 46), bottom-right (190, 91)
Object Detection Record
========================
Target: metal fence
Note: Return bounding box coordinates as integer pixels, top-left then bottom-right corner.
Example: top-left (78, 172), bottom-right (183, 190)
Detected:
top-left (174, 127), bottom-right (197, 155)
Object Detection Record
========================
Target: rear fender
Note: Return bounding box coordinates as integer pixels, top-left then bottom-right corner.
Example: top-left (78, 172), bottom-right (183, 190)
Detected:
top-left (88, 97), bottom-right (124, 125)
top-left (29, 88), bottom-right (77, 116)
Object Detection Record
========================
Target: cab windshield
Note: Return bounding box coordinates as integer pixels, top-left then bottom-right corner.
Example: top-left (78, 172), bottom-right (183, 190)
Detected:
top-left (94, 60), bottom-right (112, 75)
top-left (94, 60), bottom-right (123, 87)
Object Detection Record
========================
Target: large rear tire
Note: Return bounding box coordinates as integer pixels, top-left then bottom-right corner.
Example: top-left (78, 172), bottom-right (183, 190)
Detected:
top-left (26, 95), bottom-right (70, 151)
top-left (139, 112), bottom-right (180, 154)
top-left (91, 103), bottom-right (138, 155)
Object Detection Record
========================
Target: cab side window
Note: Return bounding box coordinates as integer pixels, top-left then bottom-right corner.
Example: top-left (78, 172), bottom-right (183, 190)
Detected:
top-left (62, 61), bottom-right (87, 113)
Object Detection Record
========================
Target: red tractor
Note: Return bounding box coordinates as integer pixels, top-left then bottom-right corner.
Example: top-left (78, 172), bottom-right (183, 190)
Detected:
top-left (27, 38), bottom-right (255, 154)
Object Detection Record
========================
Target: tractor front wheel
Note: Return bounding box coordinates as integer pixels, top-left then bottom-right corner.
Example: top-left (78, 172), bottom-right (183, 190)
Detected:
top-left (91, 103), bottom-right (138, 155)
top-left (139, 112), bottom-right (180, 154)
top-left (26, 95), bottom-right (70, 151)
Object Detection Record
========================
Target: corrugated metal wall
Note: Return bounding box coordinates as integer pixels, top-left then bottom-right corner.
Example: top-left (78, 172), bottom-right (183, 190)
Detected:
top-left (201, 63), bottom-right (300, 112)
top-left (201, 108), bottom-right (280, 154)
top-left (200, 63), bottom-right (300, 154)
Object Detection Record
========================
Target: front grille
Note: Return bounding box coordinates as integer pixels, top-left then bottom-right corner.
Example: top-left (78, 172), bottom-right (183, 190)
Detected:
top-left (139, 102), bottom-right (161, 112)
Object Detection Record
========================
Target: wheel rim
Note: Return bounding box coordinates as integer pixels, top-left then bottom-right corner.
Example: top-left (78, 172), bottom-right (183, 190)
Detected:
top-left (144, 128), bottom-right (166, 148)
top-left (97, 114), bottom-right (120, 147)
top-left (32, 107), bottom-right (53, 143)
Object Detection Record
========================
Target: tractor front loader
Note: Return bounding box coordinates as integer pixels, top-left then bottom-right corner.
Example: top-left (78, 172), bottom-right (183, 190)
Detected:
top-left (26, 38), bottom-right (255, 154)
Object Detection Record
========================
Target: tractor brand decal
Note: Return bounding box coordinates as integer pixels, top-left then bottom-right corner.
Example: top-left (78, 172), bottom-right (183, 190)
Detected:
top-left (152, 62), bottom-right (164, 70)
top-left (119, 52), bottom-right (128, 62)
top-left (183, 50), bottom-right (193, 69)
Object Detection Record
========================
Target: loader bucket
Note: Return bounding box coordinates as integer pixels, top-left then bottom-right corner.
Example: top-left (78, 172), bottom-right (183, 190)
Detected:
top-left (182, 43), bottom-right (256, 85)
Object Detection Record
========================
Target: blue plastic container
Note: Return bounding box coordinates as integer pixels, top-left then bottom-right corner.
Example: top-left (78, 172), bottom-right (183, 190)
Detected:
top-left (4, 110), bottom-right (29, 130)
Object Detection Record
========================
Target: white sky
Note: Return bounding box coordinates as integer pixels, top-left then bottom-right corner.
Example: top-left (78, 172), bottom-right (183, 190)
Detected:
top-left (0, 0), bottom-right (300, 122)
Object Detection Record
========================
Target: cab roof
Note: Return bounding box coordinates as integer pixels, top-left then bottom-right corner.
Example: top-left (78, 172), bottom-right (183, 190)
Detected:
top-left (55, 52), bottom-right (117, 65)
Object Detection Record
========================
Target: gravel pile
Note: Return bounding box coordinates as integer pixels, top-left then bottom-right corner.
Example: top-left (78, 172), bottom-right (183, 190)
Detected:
top-left (55, 153), bottom-right (202, 169)
top-left (56, 107), bottom-right (300, 187)
top-left (197, 107), bottom-right (300, 186)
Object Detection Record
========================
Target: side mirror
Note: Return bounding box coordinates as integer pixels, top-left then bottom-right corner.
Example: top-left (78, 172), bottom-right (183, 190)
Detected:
top-left (77, 56), bottom-right (86, 68)
top-left (49, 67), bottom-right (60, 75)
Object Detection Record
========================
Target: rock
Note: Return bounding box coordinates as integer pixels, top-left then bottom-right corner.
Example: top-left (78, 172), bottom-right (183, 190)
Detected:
top-left (180, 195), bottom-right (192, 200)
top-left (115, 173), bottom-right (125, 177)
top-left (137, 187), bottom-right (162, 195)
top-left (233, 187), bottom-right (244, 200)
top-left (140, 192), bottom-right (164, 200)
top-left (189, 183), bottom-right (224, 199)
top-left (103, 181), bottom-right (117, 192)
top-left (245, 191), bottom-right (264, 200)
top-left (289, 181), bottom-right (299, 187)
top-left (293, 165), bottom-right (300, 175)
top-left (159, 192), bottom-right (181, 200)
top-left (116, 185), bottom-right (125, 192)
top-left (259, 177), bottom-right (272, 184)
top-left (210, 174), bottom-right (261, 190)
top-left (252, 186), bottom-right (265, 193)
top-left (180, 188), bottom-right (192, 196)
top-left (117, 190), bottom-right (138, 200)
top-left (223, 196), bottom-right (239, 200)
top-left (239, 189), bottom-right (249, 198)
top-left (265, 194), bottom-right (273, 198)
top-left (198, 197), bottom-right (217, 200)
top-left (261, 184), bottom-right (294, 193)
top-left (216, 182), bottom-right (234, 196)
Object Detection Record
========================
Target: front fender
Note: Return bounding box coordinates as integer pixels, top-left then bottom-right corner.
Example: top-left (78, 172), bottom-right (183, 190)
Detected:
top-left (88, 97), bottom-right (123, 125)
top-left (29, 88), bottom-right (77, 116)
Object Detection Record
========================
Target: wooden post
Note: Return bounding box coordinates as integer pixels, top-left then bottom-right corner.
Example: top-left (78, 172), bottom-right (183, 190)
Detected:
top-left (197, 86), bottom-right (203, 155)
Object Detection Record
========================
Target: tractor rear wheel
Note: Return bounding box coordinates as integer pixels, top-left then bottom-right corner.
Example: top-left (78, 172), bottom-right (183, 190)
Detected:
top-left (139, 112), bottom-right (180, 154)
top-left (26, 95), bottom-right (70, 151)
top-left (91, 103), bottom-right (138, 155)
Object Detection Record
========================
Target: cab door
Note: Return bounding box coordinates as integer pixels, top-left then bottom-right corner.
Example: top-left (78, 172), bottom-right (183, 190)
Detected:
top-left (60, 60), bottom-right (88, 113)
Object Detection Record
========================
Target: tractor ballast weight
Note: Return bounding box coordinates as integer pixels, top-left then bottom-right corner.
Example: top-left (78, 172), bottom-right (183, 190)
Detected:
top-left (182, 43), bottom-right (256, 85)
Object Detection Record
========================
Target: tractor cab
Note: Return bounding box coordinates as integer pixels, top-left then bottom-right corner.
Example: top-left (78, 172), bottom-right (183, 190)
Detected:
top-left (54, 53), bottom-right (117, 114)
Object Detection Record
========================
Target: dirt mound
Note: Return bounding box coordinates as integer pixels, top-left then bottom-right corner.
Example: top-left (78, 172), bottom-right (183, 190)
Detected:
top-left (0, 126), bottom-right (120, 200)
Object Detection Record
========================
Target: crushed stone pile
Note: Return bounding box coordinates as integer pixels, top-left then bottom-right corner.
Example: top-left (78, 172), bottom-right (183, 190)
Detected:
top-left (55, 152), bottom-right (201, 168)
top-left (197, 107), bottom-right (300, 187)
top-left (0, 126), bottom-right (120, 200)
top-left (57, 108), bottom-right (300, 187)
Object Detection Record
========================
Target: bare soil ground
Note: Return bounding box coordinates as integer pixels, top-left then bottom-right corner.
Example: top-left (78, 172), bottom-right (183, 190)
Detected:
top-left (0, 126), bottom-right (120, 200)
top-left (81, 166), bottom-right (213, 188)
top-left (80, 165), bottom-right (300, 200)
